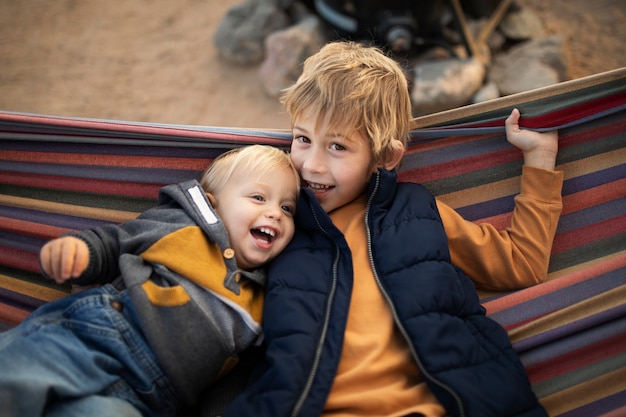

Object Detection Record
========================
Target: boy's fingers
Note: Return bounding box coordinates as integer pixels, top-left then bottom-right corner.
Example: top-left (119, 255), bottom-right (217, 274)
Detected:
top-left (44, 241), bottom-right (63, 282)
top-left (39, 243), bottom-right (53, 277)
top-left (60, 239), bottom-right (82, 280)
top-left (54, 241), bottom-right (71, 282)
top-left (505, 108), bottom-right (521, 132)
top-left (43, 239), bottom-right (73, 282)
top-left (39, 237), bottom-right (88, 283)
top-left (72, 242), bottom-right (89, 277)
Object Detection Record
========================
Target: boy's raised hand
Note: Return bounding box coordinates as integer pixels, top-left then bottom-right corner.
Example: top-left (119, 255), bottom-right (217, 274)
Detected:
top-left (505, 108), bottom-right (559, 171)
top-left (40, 236), bottom-right (90, 284)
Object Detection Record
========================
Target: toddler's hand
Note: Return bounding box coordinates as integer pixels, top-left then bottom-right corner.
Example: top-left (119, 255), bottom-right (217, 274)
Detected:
top-left (40, 236), bottom-right (90, 284)
top-left (505, 108), bottom-right (559, 170)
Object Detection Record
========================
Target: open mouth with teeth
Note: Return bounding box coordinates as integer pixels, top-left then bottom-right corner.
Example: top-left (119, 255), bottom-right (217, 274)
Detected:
top-left (251, 227), bottom-right (276, 244)
top-left (305, 181), bottom-right (333, 193)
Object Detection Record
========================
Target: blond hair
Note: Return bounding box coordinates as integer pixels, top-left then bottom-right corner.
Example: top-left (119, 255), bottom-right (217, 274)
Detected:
top-left (281, 41), bottom-right (411, 166)
top-left (199, 145), bottom-right (300, 195)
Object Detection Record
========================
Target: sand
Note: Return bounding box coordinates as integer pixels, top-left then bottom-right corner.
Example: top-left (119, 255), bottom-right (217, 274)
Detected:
top-left (1, 0), bottom-right (624, 130)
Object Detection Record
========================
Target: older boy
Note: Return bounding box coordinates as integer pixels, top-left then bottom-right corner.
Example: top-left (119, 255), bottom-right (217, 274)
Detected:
top-left (223, 42), bottom-right (558, 417)
top-left (0, 145), bottom-right (299, 417)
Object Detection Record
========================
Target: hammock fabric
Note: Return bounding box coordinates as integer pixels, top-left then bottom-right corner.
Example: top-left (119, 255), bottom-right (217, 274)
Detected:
top-left (1, 67), bottom-right (625, 417)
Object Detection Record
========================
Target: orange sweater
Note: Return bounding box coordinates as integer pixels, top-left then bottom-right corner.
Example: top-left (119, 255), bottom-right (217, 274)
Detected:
top-left (324, 166), bottom-right (563, 417)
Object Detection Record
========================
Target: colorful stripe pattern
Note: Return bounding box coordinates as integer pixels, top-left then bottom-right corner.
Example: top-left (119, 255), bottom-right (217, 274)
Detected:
top-left (402, 68), bottom-right (626, 416)
top-left (0, 67), bottom-right (624, 416)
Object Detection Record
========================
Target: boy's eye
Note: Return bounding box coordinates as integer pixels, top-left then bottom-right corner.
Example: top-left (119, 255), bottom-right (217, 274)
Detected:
top-left (252, 195), bottom-right (265, 202)
top-left (330, 143), bottom-right (346, 151)
top-left (281, 204), bottom-right (294, 215)
top-left (294, 135), bottom-right (310, 144)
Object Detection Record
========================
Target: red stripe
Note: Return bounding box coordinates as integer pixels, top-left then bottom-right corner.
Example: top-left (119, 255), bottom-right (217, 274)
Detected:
top-left (0, 111), bottom-right (290, 143)
top-left (407, 132), bottom-right (494, 153)
top-left (557, 117), bottom-right (626, 149)
top-left (403, 113), bottom-right (625, 187)
top-left (483, 252), bottom-right (626, 314)
top-left (551, 214), bottom-right (626, 255)
top-left (521, 91), bottom-right (626, 130)
top-left (427, 91), bottom-right (626, 130)
top-left (402, 147), bottom-right (520, 183)
top-left (0, 246), bottom-right (41, 273)
top-left (561, 180), bottom-right (626, 216)
top-left (1, 150), bottom-right (211, 170)
top-left (0, 171), bottom-right (162, 198)
top-left (0, 216), bottom-right (71, 240)
top-left (526, 333), bottom-right (626, 384)
top-left (0, 304), bottom-right (30, 327)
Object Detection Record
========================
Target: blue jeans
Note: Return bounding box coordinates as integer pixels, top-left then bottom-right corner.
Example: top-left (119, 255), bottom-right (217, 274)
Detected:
top-left (0, 285), bottom-right (177, 417)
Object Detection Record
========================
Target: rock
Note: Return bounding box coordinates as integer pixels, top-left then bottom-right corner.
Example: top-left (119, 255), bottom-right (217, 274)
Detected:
top-left (213, 0), bottom-right (290, 65)
top-left (411, 58), bottom-right (485, 115)
top-left (499, 7), bottom-right (546, 41)
top-left (212, 1), bottom-right (572, 113)
top-left (259, 16), bottom-right (325, 97)
top-left (489, 36), bottom-right (568, 95)
top-left (499, 61), bottom-right (559, 95)
top-left (471, 81), bottom-right (500, 103)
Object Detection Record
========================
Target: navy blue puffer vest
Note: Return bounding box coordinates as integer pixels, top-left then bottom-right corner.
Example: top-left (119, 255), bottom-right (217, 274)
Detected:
top-left (224, 169), bottom-right (546, 417)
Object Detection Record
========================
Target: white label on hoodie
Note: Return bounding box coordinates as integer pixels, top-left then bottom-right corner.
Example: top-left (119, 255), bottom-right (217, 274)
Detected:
top-left (188, 185), bottom-right (218, 225)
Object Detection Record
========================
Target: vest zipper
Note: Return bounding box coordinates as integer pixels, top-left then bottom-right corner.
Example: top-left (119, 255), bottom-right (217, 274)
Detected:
top-left (364, 173), bottom-right (466, 417)
top-left (291, 201), bottom-right (341, 417)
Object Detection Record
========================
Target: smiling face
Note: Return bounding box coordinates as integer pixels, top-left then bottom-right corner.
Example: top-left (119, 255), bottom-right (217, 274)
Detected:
top-left (290, 110), bottom-right (376, 213)
top-left (281, 42), bottom-right (411, 213)
top-left (212, 165), bottom-right (298, 270)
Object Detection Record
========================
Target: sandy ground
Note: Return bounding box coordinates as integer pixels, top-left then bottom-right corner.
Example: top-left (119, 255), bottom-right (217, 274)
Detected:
top-left (1, 0), bottom-right (624, 130)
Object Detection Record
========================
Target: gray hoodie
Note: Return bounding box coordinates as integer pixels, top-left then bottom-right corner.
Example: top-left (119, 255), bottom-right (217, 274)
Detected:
top-left (66, 180), bottom-right (266, 407)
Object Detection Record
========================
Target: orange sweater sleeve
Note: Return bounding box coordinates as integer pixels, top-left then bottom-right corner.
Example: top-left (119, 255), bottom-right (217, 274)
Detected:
top-left (437, 166), bottom-right (564, 291)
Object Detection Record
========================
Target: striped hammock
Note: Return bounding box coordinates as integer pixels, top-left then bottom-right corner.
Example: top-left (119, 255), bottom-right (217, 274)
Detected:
top-left (1, 67), bottom-right (625, 417)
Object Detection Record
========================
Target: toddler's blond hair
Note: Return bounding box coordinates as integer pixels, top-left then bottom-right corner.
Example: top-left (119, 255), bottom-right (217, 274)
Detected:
top-left (200, 145), bottom-right (300, 195)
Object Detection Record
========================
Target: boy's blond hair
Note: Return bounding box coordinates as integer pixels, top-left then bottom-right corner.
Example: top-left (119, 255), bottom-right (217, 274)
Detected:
top-left (200, 145), bottom-right (300, 195)
top-left (281, 41), bottom-right (411, 167)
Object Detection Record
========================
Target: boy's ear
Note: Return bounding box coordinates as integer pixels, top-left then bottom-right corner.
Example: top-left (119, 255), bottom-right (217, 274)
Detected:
top-left (206, 192), bottom-right (218, 208)
top-left (381, 140), bottom-right (405, 170)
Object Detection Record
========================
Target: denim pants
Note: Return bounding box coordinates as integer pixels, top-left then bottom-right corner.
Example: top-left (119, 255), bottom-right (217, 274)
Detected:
top-left (0, 285), bottom-right (177, 417)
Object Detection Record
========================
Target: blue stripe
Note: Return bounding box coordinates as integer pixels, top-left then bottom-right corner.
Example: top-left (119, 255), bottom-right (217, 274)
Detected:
top-left (404, 133), bottom-right (509, 170)
top-left (0, 139), bottom-right (226, 158)
top-left (0, 230), bottom-right (47, 253)
top-left (0, 161), bottom-right (199, 184)
top-left (557, 198), bottom-right (626, 234)
top-left (488, 268), bottom-right (625, 326)
top-left (562, 165), bottom-right (626, 196)
top-left (0, 205), bottom-right (112, 231)
top-left (454, 194), bottom-right (515, 221)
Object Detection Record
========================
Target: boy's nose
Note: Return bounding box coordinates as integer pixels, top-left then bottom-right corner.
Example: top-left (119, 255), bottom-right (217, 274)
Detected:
top-left (265, 204), bottom-right (282, 220)
top-left (302, 152), bottom-right (326, 174)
